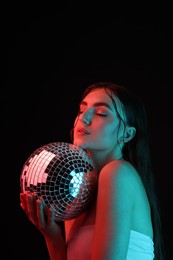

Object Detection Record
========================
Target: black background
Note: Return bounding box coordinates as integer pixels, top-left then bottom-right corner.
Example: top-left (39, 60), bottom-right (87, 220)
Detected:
top-left (5, 3), bottom-right (172, 259)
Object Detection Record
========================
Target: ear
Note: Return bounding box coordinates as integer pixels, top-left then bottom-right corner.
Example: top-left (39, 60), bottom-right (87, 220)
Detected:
top-left (124, 126), bottom-right (136, 143)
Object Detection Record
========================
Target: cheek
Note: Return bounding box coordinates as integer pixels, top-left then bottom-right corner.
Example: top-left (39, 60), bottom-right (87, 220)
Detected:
top-left (73, 116), bottom-right (79, 127)
top-left (73, 117), bottom-right (79, 133)
top-left (100, 122), bottom-right (118, 136)
top-left (73, 128), bottom-right (78, 142)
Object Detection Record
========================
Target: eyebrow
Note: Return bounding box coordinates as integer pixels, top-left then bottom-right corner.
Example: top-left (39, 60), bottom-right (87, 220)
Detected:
top-left (80, 101), bottom-right (113, 111)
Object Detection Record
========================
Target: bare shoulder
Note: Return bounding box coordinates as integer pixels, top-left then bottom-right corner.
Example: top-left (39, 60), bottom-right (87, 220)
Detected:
top-left (99, 160), bottom-right (140, 189)
top-left (97, 160), bottom-right (153, 239)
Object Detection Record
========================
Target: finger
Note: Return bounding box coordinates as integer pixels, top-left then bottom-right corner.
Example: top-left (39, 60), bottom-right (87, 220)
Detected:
top-left (26, 193), bottom-right (38, 224)
top-left (20, 192), bottom-right (31, 216)
top-left (36, 197), bottom-right (46, 229)
top-left (20, 193), bottom-right (27, 210)
top-left (46, 207), bottom-right (55, 226)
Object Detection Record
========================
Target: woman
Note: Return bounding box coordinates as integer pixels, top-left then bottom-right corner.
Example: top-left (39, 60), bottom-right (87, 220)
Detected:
top-left (20, 82), bottom-right (164, 259)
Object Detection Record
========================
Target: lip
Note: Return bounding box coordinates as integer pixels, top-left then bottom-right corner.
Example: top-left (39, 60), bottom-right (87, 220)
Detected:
top-left (77, 128), bottom-right (90, 135)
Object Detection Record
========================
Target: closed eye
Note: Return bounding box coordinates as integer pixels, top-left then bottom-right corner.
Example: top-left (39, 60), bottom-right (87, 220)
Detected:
top-left (96, 113), bottom-right (107, 117)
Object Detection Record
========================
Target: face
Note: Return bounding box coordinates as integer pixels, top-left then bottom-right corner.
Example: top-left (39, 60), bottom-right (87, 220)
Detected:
top-left (73, 88), bottom-right (126, 156)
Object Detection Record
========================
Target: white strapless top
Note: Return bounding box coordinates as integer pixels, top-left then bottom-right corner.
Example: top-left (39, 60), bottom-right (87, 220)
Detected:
top-left (66, 224), bottom-right (154, 260)
top-left (126, 229), bottom-right (154, 260)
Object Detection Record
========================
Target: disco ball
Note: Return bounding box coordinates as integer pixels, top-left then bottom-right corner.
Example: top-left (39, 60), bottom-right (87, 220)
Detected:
top-left (20, 142), bottom-right (98, 221)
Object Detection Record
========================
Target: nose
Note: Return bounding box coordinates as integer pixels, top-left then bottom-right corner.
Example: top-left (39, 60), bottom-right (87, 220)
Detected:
top-left (80, 111), bottom-right (91, 125)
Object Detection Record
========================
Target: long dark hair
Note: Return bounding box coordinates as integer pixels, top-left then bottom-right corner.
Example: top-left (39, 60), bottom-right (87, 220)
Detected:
top-left (79, 82), bottom-right (164, 260)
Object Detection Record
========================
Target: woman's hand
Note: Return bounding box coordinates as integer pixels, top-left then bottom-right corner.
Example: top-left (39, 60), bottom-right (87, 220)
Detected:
top-left (20, 192), bottom-right (63, 241)
top-left (20, 192), bottom-right (67, 259)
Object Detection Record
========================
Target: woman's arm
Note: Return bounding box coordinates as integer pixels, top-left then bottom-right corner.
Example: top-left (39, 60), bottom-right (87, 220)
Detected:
top-left (92, 160), bottom-right (136, 260)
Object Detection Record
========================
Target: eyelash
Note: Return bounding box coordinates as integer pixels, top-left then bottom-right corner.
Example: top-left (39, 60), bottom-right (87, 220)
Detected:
top-left (79, 111), bottom-right (107, 117)
top-left (96, 113), bottom-right (107, 117)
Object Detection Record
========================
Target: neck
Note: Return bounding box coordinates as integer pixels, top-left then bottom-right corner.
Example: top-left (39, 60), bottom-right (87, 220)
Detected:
top-left (86, 149), bottom-right (123, 172)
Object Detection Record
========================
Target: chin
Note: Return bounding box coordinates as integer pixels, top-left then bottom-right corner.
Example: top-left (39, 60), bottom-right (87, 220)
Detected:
top-left (73, 140), bottom-right (88, 150)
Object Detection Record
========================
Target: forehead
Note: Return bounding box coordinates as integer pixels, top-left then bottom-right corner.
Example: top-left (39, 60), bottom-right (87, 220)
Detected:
top-left (83, 88), bottom-right (112, 101)
top-left (81, 88), bottom-right (118, 108)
